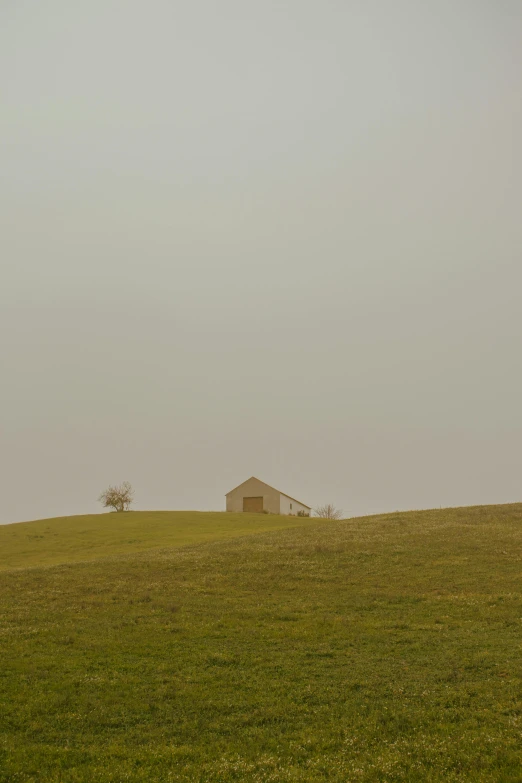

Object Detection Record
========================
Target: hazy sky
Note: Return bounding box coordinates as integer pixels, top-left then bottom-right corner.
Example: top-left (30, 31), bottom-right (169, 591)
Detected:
top-left (2, 1), bottom-right (521, 524)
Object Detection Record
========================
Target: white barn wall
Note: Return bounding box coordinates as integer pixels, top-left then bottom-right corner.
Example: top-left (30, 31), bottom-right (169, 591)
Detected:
top-left (279, 494), bottom-right (310, 516)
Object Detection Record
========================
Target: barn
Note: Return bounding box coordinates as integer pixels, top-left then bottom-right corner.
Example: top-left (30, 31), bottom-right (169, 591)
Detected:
top-left (226, 476), bottom-right (311, 516)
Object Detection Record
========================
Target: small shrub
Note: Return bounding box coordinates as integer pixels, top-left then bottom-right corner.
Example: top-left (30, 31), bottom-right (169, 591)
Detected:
top-left (314, 504), bottom-right (343, 520)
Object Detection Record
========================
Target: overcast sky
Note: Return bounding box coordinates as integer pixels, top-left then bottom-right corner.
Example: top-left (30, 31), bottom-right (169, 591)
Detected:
top-left (1, 1), bottom-right (521, 524)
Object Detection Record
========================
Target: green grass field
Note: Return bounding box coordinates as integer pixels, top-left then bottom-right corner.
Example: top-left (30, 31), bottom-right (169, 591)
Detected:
top-left (1, 504), bottom-right (521, 782)
top-left (0, 510), bottom-right (319, 570)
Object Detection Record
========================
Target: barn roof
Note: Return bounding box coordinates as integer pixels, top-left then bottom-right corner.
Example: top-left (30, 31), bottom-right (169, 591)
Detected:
top-left (225, 476), bottom-right (311, 510)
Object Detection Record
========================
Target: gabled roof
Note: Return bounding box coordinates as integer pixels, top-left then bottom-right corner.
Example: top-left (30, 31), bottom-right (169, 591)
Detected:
top-left (225, 476), bottom-right (311, 510)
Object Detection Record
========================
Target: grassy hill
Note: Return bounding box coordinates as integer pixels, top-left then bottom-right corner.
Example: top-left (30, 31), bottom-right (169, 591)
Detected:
top-left (1, 503), bottom-right (522, 782)
top-left (0, 510), bottom-right (319, 570)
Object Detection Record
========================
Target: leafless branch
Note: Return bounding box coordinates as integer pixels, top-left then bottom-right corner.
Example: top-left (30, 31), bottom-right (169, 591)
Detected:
top-left (98, 481), bottom-right (134, 513)
top-left (314, 503), bottom-right (343, 520)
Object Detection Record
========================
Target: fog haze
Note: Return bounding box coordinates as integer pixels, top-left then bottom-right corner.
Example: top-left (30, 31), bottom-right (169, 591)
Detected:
top-left (1, 1), bottom-right (521, 523)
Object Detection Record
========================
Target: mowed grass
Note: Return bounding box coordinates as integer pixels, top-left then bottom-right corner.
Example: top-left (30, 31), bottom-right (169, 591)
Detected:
top-left (1, 504), bottom-right (522, 782)
top-left (0, 510), bottom-right (319, 570)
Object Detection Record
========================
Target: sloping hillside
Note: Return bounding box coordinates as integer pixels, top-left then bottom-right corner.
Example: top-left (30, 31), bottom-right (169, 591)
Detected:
top-left (1, 504), bottom-right (521, 782)
top-left (0, 510), bottom-right (318, 570)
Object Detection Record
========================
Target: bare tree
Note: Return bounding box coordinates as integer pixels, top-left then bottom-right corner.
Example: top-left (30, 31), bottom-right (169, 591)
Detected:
top-left (98, 482), bottom-right (134, 513)
top-left (314, 503), bottom-right (343, 520)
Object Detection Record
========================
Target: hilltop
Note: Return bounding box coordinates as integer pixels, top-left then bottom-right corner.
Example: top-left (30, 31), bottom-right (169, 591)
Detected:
top-left (1, 503), bottom-right (521, 781)
top-left (0, 510), bottom-right (319, 570)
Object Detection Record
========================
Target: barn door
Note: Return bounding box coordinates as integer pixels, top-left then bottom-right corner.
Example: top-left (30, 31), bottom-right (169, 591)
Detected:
top-left (243, 496), bottom-right (263, 513)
